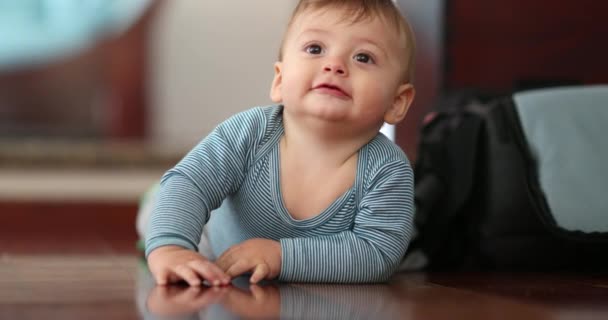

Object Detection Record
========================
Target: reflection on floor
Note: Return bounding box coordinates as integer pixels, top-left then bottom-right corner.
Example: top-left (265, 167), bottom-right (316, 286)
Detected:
top-left (1, 203), bottom-right (608, 319)
top-left (0, 255), bottom-right (137, 304)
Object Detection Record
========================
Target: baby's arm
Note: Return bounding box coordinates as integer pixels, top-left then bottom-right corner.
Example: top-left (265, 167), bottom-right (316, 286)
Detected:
top-left (146, 110), bottom-right (262, 285)
top-left (279, 161), bottom-right (414, 283)
top-left (145, 169), bottom-right (234, 286)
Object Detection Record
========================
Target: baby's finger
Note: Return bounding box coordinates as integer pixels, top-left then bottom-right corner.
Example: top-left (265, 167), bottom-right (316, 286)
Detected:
top-left (250, 264), bottom-right (269, 284)
top-left (189, 260), bottom-right (230, 286)
top-left (225, 259), bottom-right (252, 278)
top-left (173, 265), bottom-right (202, 286)
top-left (154, 268), bottom-right (170, 286)
top-left (216, 250), bottom-right (237, 271)
top-left (168, 273), bottom-right (181, 284)
top-left (217, 243), bottom-right (247, 271)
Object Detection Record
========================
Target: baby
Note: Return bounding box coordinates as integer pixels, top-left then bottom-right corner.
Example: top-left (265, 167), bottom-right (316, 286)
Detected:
top-left (145, 0), bottom-right (416, 286)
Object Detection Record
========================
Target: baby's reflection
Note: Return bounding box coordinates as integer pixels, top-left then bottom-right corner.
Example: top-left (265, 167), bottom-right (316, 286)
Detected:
top-left (137, 266), bottom-right (402, 320)
top-left (146, 280), bottom-right (279, 319)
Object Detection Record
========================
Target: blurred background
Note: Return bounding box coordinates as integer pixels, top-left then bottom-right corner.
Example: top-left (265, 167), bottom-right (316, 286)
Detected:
top-left (0, 0), bottom-right (606, 249)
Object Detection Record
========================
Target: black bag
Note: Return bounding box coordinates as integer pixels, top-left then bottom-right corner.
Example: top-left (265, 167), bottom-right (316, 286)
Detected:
top-left (410, 87), bottom-right (608, 271)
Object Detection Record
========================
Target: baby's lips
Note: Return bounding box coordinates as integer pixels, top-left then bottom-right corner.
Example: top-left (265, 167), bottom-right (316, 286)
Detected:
top-left (313, 83), bottom-right (350, 97)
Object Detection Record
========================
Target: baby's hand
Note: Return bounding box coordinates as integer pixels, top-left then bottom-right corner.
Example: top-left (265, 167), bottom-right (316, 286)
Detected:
top-left (147, 245), bottom-right (230, 286)
top-left (216, 238), bottom-right (282, 284)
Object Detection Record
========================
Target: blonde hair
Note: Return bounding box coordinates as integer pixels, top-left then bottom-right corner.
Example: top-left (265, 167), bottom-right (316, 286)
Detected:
top-left (278, 0), bottom-right (416, 83)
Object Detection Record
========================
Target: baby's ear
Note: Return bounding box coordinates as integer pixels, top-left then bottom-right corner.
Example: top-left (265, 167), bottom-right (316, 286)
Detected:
top-left (384, 83), bottom-right (415, 124)
top-left (270, 62), bottom-right (283, 103)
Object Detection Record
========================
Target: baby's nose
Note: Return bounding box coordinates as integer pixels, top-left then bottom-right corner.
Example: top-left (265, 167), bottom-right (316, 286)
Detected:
top-left (323, 61), bottom-right (347, 76)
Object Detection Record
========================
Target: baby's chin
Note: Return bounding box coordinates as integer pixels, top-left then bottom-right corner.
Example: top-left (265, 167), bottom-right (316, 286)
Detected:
top-left (288, 103), bottom-right (352, 123)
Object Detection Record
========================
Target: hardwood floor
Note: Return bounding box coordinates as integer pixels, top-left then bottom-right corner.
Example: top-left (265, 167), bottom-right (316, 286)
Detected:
top-left (1, 202), bottom-right (607, 319)
top-left (0, 202), bottom-right (138, 254)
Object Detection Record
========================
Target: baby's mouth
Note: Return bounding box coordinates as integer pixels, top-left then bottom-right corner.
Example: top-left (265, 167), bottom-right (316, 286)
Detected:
top-left (313, 83), bottom-right (350, 98)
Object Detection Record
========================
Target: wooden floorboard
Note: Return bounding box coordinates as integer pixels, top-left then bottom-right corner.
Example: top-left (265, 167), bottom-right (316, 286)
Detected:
top-left (1, 202), bottom-right (607, 319)
top-left (0, 202), bottom-right (138, 255)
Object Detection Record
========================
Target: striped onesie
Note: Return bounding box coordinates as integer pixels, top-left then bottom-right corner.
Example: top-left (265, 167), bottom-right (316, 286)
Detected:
top-left (145, 105), bottom-right (414, 283)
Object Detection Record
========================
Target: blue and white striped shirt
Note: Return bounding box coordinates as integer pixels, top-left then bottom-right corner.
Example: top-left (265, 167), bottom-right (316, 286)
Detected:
top-left (146, 105), bottom-right (414, 283)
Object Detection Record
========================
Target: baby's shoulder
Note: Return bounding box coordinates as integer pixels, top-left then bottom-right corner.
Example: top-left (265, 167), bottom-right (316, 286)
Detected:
top-left (218, 104), bottom-right (283, 142)
top-left (359, 134), bottom-right (413, 188)
top-left (364, 134), bottom-right (410, 167)
top-left (223, 105), bottom-right (282, 130)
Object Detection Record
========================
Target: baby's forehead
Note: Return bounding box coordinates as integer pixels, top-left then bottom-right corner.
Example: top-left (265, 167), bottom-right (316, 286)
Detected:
top-left (291, 8), bottom-right (402, 39)
top-left (292, 7), bottom-right (389, 28)
top-left (287, 8), bottom-right (408, 52)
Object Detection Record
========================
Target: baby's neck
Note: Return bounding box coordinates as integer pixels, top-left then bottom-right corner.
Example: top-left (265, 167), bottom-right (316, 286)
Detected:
top-left (282, 117), bottom-right (376, 168)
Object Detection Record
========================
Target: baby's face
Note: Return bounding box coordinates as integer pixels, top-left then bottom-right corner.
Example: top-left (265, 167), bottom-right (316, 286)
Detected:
top-left (271, 7), bottom-right (411, 133)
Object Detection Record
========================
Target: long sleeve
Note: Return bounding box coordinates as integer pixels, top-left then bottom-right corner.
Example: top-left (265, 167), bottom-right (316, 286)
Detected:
top-left (279, 160), bottom-right (415, 283)
top-left (144, 108), bottom-right (266, 257)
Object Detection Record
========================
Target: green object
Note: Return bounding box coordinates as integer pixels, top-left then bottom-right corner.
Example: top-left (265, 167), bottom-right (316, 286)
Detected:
top-left (136, 182), bottom-right (158, 255)
top-left (136, 239), bottom-right (146, 253)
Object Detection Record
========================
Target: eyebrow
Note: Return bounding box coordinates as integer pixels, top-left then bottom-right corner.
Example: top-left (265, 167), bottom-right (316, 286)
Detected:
top-left (296, 28), bottom-right (389, 59)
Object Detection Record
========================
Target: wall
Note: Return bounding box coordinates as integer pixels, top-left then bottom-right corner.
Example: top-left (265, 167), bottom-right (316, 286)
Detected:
top-left (445, 0), bottom-right (608, 91)
top-left (147, 1), bottom-right (296, 152)
top-left (396, 0), bottom-right (444, 161)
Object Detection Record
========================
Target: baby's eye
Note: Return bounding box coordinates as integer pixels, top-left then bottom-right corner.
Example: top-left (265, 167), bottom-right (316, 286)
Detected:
top-left (354, 53), bottom-right (374, 64)
top-left (305, 44), bottom-right (323, 55)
